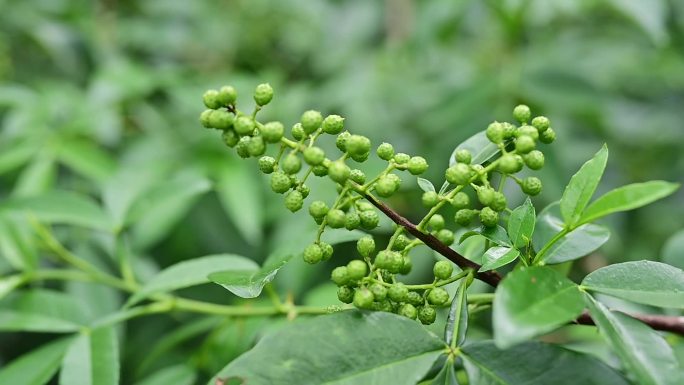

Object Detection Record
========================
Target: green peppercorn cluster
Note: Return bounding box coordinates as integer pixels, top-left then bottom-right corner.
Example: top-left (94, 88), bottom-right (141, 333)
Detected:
top-left (201, 86), bottom-right (555, 325)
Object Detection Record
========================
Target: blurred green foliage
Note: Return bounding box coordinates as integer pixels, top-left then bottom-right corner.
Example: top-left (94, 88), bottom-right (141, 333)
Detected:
top-left (0, 0), bottom-right (683, 383)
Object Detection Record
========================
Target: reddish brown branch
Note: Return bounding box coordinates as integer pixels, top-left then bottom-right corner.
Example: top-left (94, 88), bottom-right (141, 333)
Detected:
top-left (576, 311), bottom-right (684, 335)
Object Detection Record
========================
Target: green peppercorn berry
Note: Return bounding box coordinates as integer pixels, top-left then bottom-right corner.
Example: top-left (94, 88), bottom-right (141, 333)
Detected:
top-left (436, 229), bottom-right (455, 245)
top-left (429, 214), bottom-right (445, 231)
top-left (455, 209), bottom-right (475, 226)
top-left (284, 190), bottom-right (304, 212)
top-left (270, 171), bottom-right (291, 194)
top-left (291, 123), bottom-right (306, 140)
top-left (218, 85), bottom-right (237, 105)
top-left (502, 122), bottom-right (517, 139)
top-left (454, 149), bottom-right (472, 164)
top-left (369, 283), bottom-right (388, 301)
top-left (515, 135), bottom-right (536, 154)
top-left (203, 89), bottom-right (221, 109)
top-left (247, 135), bottom-right (266, 157)
top-left (404, 156), bottom-right (427, 175)
top-left (303, 243), bottom-right (323, 264)
top-left (312, 165), bottom-right (328, 176)
top-left (281, 153), bottom-right (302, 174)
top-left (235, 137), bottom-right (251, 158)
top-left (322, 114), bottom-right (344, 134)
top-left (490, 192), bottom-right (507, 212)
top-left (356, 236), bottom-right (375, 258)
top-left (253, 83), bottom-right (274, 106)
top-left (328, 161), bottom-right (350, 184)
top-left (331, 266), bottom-right (349, 286)
top-left (393, 153), bottom-right (410, 164)
top-left (399, 256), bottom-right (412, 275)
top-left (376, 143), bottom-right (395, 161)
top-left (498, 154), bottom-right (521, 174)
top-left (357, 201), bottom-right (374, 211)
top-left (486, 121), bottom-right (505, 144)
top-left (522, 176), bottom-right (542, 196)
top-left (200, 109), bottom-right (214, 128)
top-left (353, 287), bottom-right (374, 309)
top-left (336, 131), bottom-right (350, 152)
top-left (349, 169), bottom-right (366, 184)
top-left (539, 127), bottom-right (556, 144)
top-left (234, 116), bottom-right (255, 136)
top-left (422, 191), bottom-right (439, 207)
top-left (445, 163), bottom-right (471, 185)
top-left (427, 288), bottom-right (450, 306)
top-left (320, 242), bottom-right (334, 260)
top-left (452, 192), bottom-right (470, 209)
top-left (261, 121), bottom-right (284, 143)
top-left (297, 184), bottom-right (310, 198)
top-left (374, 300), bottom-right (394, 313)
top-left (301, 146), bottom-right (324, 166)
top-left (393, 234), bottom-right (411, 251)
top-left (309, 200), bottom-right (329, 219)
top-left (337, 286), bottom-right (354, 303)
top-left (222, 129), bottom-right (239, 147)
top-left (523, 150), bottom-right (545, 170)
top-left (518, 125), bottom-right (539, 140)
top-left (359, 210), bottom-right (379, 229)
top-left (347, 260), bottom-right (368, 280)
top-left (345, 135), bottom-right (371, 156)
top-left (398, 303), bottom-right (417, 319)
top-left (326, 209), bottom-right (346, 228)
top-left (418, 306), bottom-right (437, 325)
top-left (531, 116), bottom-right (550, 132)
top-left (208, 110), bottom-right (233, 130)
top-left (350, 152), bottom-right (369, 163)
top-left (345, 211), bottom-right (361, 230)
top-left (375, 175), bottom-right (398, 197)
top-left (433, 260), bottom-right (453, 280)
top-left (300, 110), bottom-right (323, 134)
top-left (513, 104), bottom-right (531, 123)
top-left (480, 206), bottom-right (499, 227)
top-left (406, 291), bottom-right (424, 306)
top-left (258, 156), bottom-right (276, 174)
top-left (375, 251), bottom-right (403, 273)
top-left (388, 283), bottom-right (409, 302)
top-left (477, 187), bottom-right (496, 206)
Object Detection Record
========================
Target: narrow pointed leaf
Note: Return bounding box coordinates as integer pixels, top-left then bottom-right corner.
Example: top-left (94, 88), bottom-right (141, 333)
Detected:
top-left (417, 177), bottom-right (435, 193)
top-left (450, 131), bottom-right (502, 166)
top-left (431, 360), bottom-right (459, 385)
top-left (0, 337), bottom-right (73, 385)
top-left (560, 144), bottom-right (608, 226)
top-left (136, 365), bottom-right (196, 385)
top-left (507, 198), bottom-right (535, 248)
top-left (579, 181), bottom-right (679, 224)
top-left (460, 225), bottom-right (511, 247)
top-left (59, 327), bottom-right (119, 385)
top-left (479, 247), bottom-right (520, 272)
top-left (445, 278), bottom-right (469, 347)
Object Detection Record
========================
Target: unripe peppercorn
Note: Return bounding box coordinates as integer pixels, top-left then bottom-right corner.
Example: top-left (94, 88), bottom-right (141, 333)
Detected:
top-left (328, 161), bottom-right (350, 183)
top-left (429, 214), bottom-right (445, 231)
top-left (518, 125), bottom-right (539, 140)
top-left (513, 104), bottom-right (531, 123)
top-left (433, 260), bottom-right (454, 280)
top-left (203, 89), bottom-right (221, 109)
top-left (375, 251), bottom-right (403, 273)
top-left (261, 121), bottom-right (284, 143)
top-left (531, 116), bottom-right (550, 132)
top-left (375, 175), bottom-right (399, 197)
top-left (331, 266), bottom-right (349, 286)
top-left (253, 83), bottom-right (273, 106)
top-left (336, 131), bottom-right (350, 152)
top-left (281, 153), bottom-right (302, 174)
top-left (522, 176), bottom-right (543, 196)
top-left (359, 210), bottom-right (379, 229)
top-left (344, 211), bottom-right (361, 230)
top-left (303, 243), bottom-right (323, 264)
top-left (222, 129), bottom-right (239, 147)
top-left (353, 287), bottom-right (374, 309)
top-left (369, 283), bottom-right (388, 301)
top-left (337, 286), bottom-right (354, 303)
top-left (303, 146), bottom-right (325, 166)
top-left (393, 234), bottom-right (411, 251)
top-left (234, 116), bottom-right (255, 136)
top-left (452, 192), bottom-right (470, 209)
top-left (374, 300), bottom-right (393, 313)
top-left (502, 122), bottom-right (517, 139)
top-left (486, 122), bottom-right (505, 144)
top-left (218, 85), bottom-right (237, 105)
top-left (346, 135), bottom-right (371, 156)
top-left (350, 152), bottom-right (369, 163)
top-left (297, 184), bottom-right (310, 198)
top-left (236, 137), bottom-right (251, 158)
top-left (357, 236), bottom-right (375, 257)
top-left (427, 288), bottom-right (450, 306)
top-left (407, 291), bottom-right (424, 306)
top-left (209, 110), bottom-right (234, 130)
top-left (284, 190), bottom-right (304, 212)
top-left (454, 149), bottom-right (472, 164)
top-left (350, 169), bottom-right (366, 184)
top-left (515, 135), bottom-right (536, 154)
top-left (258, 156), bottom-right (276, 174)
top-left (407, 156), bottom-right (428, 175)
top-left (356, 201), bottom-right (374, 211)
top-left (309, 200), bottom-right (329, 219)
top-left (480, 206), bottom-right (499, 227)
top-left (200, 109), bottom-right (214, 128)
top-left (376, 143), bottom-right (395, 161)
top-left (418, 306), bottom-right (437, 325)
top-left (300, 110), bottom-right (323, 134)
top-left (312, 165), bottom-right (328, 177)
top-left (399, 256), bottom-right (413, 275)
top-left (291, 123), bottom-right (306, 140)
top-left (422, 191), bottom-right (439, 207)
top-left (445, 163), bottom-right (471, 185)
top-left (477, 187), bottom-right (496, 206)
top-left (347, 260), bottom-right (368, 280)
top-left (394, 153), bottom-right (410, 164)
top-left (524, 150), bottom-right (545, 170)
top-left (539, 127), bottom-right (556, 144)
top-left (322, 114), bottom-right (344, 134)
top-left (247, 135), bottom-right (266, 157)
top-left (455, 209), bottom-right (476, 226)
top-left (491, 192), bottom-right (508, 212)
top-left (499, 154), bottom-right (522, 174)
top-left (436, 229), bottom-right (455, 245)
top-left (326, 209), bottom-right (346, 228)
top-left (320, 242), bottom-right (334, 260)
top-left (388, 283), bottom-right (409, 302)
top-left (270, 172), bottom-right (291, 194)
top-left (398, 303), bottom-right (417, 319)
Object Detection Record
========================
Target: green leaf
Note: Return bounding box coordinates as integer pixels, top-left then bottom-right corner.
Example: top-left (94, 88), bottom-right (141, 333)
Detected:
top-left (479, 247), bottom-right (520, 272)
top-left (0, 289), bottom-right (91, 332)
top-left (127, 254), bottom-right (257, 306)
top-left (0, 216), bottom-right (38, 271)
top-left (210, 250), bottom-right (291, 299)
top-left (0, 138), bottom-right (38, 175)
top-left (579, 181), bottom-right (679, 225)
top-left (585, 295), bottom-right (682, 385)
top-left (507, 198), bottom-right (535, 248)
top-left (0, 337), bottom-right (73, 385)
top-left (135, 365), bottom-right (196, 385)
top-left (430, 360), bottom-right (459, 385)
top-left (449, 131), bottom-right (501, 166)
top-left (215, 160), bottom-right (263, 245)
top-left (0, 190), bottom-right (112, 231)
top-left (0, 311), bottom-right (82, 333)
top-left (560, 144), bottom-right (608, 226)
top-left (459, 225), bottom-right (511, 247)
top-left (417, 177), bottom-right (435, 193)
top-left (12, 153), bottom-right (57, 197)
top-left (57, 138), bottom-right (116, 183)
top-left (444, 278), bottom-right (468, 347)
top-left (493, 267), bottom-right (585, 348)
top-left (462, 341), bottom-right (630, 385)
top-left (59, 326), bottom-right (120, 385)
top-left (582, 261), bottom-right (684, 308)
top-left (662, 229), bottom-right (684, 269)
top-left (210, 311), bottom-right (445, 385)
top-left (0, 274), bottom-right (24, 301)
